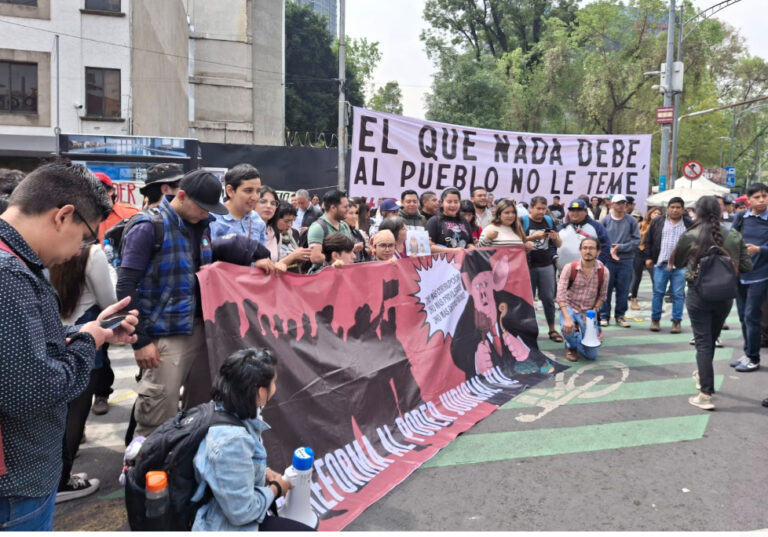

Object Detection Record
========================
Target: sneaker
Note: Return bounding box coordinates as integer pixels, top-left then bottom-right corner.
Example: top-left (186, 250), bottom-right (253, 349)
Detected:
top-left (670, 320), bottom-right (682, 334)
top-left (565, 348), bottom-right (578, 362)
top-left (55, 474), bottom-right (100, 504)
top-left (730, 355), bottom-right (750, 368)
top-left (91, 396), bottom-right (109, 416)
top-left (599, 319), bottom-right (608, 327)
top-left (692, 370), bottom-right (701, 391)
top-left (630, 298), bottom-right (641, 310)
top-left (762, 397), bottom-right (768, 408)
top-left (616, 316), bottom-right (630, 328)
top-left (715, 338), bottom-right (723, 348)
top-left (689, 337), bottom-right (695, 345)
top-left (650, 319), bottom-right (661, 332)
top-left (735, 360), bottom-right (760, 372)
top-left (688, 394), bottom-right (715, 411)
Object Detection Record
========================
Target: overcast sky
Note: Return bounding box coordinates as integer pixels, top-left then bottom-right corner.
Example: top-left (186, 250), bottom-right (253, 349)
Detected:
top-left (346, 0), bottom-right (767, 119)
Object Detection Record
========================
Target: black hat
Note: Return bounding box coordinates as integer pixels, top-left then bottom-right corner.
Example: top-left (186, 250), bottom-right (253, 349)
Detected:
top-left (139, 163), bottom-right (184, 195)
top-left (179, 170), bottom-right (227, 215)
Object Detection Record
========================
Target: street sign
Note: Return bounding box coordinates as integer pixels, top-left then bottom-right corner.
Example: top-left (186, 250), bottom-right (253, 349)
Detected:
top-left (725, 166), bottom-right (736, 188)
top-left (682, 160), bottom-right (703, 180)
top-left (656, 107), bottom-right (674, 124)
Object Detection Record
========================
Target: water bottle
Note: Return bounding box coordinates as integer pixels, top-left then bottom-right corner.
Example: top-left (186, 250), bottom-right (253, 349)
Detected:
top-left (144, 470), bottom-right (170, 527)
top-left (279, 447), bottom-right (319, 528)
top-left (103, 239), bottom-right (115, 264)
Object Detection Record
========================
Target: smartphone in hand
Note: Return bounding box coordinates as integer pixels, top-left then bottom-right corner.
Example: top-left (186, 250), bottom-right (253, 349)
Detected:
top-left (100, 315), bottom-right (127, 330)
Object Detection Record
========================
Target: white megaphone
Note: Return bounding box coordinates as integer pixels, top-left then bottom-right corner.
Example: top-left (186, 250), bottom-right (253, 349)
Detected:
top-left (581, 310), bottom-right (601, 347)
top-left (278, 447), bottom-right (319, 529)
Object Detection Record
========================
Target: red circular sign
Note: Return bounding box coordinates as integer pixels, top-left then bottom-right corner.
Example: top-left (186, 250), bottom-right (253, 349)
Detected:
top-left (683, 160), bottom-right (703, 180)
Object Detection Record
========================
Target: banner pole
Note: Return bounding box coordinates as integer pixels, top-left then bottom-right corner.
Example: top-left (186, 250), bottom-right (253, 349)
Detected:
top-left (337, 0), bottom-right (346, 191)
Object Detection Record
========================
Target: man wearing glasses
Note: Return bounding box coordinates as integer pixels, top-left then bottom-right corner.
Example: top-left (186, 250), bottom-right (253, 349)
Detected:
top-left (556, 237), bottom-right (609, 362)
top-left (0, 162), bottom-right (138, 530)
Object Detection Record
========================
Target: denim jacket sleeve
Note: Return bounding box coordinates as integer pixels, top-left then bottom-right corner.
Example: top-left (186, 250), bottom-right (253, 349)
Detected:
top-left (194, 424), bottom-right (275, 528)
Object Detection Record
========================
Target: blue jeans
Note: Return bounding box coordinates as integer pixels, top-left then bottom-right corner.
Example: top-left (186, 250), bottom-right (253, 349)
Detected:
top-left (0, 490), bottom-right (56, 531)
top-left (736, 279), bottom-right (768, 362)
top-left (651, 264), bottom-right (686, 321)
top-left (599, 259), bottom-right (633, 321)
top-left (560, 306), bottom-right (599, 360)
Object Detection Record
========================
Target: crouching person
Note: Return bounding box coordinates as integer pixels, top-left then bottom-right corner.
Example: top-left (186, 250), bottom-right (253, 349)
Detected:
top-left (556, 237), bottom-right (609, 362)
top-left (191, 348), bottom-right (313, 531)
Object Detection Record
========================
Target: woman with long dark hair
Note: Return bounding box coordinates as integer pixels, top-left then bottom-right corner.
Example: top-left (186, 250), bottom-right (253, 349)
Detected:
top-left (477, 198), bottom-right (533, 251)
top-left (460, 200), bottom-right (483, 240)
top-left (425, 188), bottom-right (475, 253)
top-left (267, 200), bottom-right (311, 272)
top-left (671, 196), bottom-right (752, 410)
top-left (49, 244), bottom-right (116, 502)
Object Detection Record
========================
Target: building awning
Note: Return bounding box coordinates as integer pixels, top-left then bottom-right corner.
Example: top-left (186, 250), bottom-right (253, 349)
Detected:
top-left (0, 134), bottom-right (56, 157)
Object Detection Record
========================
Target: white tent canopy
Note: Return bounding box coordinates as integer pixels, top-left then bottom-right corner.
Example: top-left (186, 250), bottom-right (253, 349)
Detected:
top-left (645, 176), bottom-right (729, 207)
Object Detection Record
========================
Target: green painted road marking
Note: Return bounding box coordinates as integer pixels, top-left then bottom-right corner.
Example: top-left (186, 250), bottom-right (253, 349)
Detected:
top-left (546, 348), bottom-right (731, 369)
top-left (423, 415), bottom-right (710, 468)
top-left (502, 375), bottom-right (724, 409)
top-left (538, 330), bottom-right (740, 351)
top-left (99, 488), bottom-right (125, 501)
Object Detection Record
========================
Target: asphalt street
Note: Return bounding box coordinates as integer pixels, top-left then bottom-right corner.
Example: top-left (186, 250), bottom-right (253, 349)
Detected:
top-left (53, 281), bottom-right (768, 531)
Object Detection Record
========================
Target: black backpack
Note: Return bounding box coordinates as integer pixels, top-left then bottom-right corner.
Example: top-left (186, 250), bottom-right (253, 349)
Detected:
top-left (693, 244), bottom-right (739, 302)
top-left (104, 209), bottom-right (164, 266)
top-left (297, 219), bottom-right (330, 272)
top-left (124, 401), bottom-right (244, 531)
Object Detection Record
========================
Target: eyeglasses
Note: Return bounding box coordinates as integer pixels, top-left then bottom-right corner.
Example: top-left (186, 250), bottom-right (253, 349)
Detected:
top-left (258, 198), bottom-right (279, 207)
top-left (73, 207), bottom-right (99, 249)
top-left (375, 243), bottom-right (396, 249)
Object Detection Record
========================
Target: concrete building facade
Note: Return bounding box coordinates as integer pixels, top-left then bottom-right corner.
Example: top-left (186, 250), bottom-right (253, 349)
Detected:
top-left (0, 0), bottom-right (285, 167)
top-left (293, 0), bottom-right (336, 36)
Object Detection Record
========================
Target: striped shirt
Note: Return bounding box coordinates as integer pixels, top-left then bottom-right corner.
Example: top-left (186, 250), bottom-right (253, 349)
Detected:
top-left (556, 259), bottom-right (610, 314)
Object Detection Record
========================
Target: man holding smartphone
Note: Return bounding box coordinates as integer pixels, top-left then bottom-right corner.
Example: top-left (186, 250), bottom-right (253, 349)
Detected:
top-left (523, 196), bottom-right (563, 342)
top-left (0, 163), bottom-right (138, 531)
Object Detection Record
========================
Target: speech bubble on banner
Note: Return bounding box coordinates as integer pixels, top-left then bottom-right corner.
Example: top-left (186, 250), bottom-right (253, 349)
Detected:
top-left (412, 256), bottom-right (469, 340)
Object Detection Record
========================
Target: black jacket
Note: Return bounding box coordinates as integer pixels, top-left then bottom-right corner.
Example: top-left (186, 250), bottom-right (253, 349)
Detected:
top-left (643, 214), bottom-right (693, 264)
top-left (301, 204), bottom-right (323, 229)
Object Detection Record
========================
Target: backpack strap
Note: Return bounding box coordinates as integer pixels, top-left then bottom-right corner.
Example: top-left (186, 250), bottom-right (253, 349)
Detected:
top-left (521, 214), bottom-right (530, 234)
top-left (150, 211), bottom-right (164, 253)
top-left (0, 240), bottom-right (23, 264)
top-left (544, 215), bottom-right (554, 229)
top-left (567, 260), bottom-right (579, 290)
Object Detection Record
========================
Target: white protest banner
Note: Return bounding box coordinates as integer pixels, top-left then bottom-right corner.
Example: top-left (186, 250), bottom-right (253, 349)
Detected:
top-left (348, 107), bottom-right (652, 207)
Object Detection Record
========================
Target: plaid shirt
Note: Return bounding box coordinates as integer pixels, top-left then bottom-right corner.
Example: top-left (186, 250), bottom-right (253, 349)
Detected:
top-left (556, 259), bottom-right (610, 314)
top-left (656, 218), bottom-right (686, 266)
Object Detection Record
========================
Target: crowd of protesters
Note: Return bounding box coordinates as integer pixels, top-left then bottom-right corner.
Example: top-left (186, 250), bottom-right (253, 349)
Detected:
top-left (1, 159), bottom-right (767, 531)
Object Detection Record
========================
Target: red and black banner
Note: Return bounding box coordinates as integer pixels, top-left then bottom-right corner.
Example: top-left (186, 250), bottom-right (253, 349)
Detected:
top-left (199, 247), bottom-right (564, 531)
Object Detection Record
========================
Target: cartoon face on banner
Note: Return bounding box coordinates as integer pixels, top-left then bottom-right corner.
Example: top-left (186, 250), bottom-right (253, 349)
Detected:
top-left (198, 247), bottom-right (566, 531)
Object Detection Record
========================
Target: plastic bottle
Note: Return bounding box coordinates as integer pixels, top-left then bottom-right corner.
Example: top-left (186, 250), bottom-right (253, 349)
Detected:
top-left (145, 470), bottom-right (170, 523)
top-left (103, 239), bottom-right (115, 264)
top-left (279, 447), bottom-right (319, 528)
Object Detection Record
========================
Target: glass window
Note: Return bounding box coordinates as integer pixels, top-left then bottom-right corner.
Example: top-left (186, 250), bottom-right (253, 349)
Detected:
top-left (85, 67), bottom-right (120, 117)
top-left (0, 61), bottom-right (37, 114)
top-left (84, 0), bottom-right (119, 11)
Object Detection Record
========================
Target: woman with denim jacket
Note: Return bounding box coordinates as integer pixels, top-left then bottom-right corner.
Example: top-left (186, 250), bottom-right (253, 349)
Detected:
top-left (191, 348), bottom-right (313, 531)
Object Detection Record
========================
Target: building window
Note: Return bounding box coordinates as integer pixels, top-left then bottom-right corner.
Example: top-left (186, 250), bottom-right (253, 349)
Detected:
top-left (0, 61), bottom-right (37, 114)
top-left (84, 0), bottom-right (119, 11)
top-left (0, 1), bottom-right (37, 5)
top-left (85, 67), bottom-right (120, 118)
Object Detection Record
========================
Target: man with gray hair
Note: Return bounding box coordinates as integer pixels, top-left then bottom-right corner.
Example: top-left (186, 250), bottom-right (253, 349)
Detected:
top-left (294, 188), bottom-right (322, 233)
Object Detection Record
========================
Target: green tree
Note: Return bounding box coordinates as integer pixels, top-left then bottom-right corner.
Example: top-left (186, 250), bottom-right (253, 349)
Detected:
top-left (369, 81), bottom-right (404, 115)
top-left (285, 2), bottom-right (364, 140)
top-left (343, 37), bottom-right (382, 101)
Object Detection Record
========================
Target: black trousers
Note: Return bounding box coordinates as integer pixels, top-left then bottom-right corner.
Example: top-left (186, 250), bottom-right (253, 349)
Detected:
top-left (92, 344), bottom-right (114, 398)
top-left (686, 287), bottom-right (732, 396)
top-left (260, 515), bottom-right (315, 531)
top-left (59, 370), bottom-right (98, 488)
top-left (630, 254), bottom-right (653, 298)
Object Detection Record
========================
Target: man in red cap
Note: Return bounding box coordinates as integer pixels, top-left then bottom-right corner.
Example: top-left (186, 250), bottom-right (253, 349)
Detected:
top-left (92, 172), bottom-right (139, 243)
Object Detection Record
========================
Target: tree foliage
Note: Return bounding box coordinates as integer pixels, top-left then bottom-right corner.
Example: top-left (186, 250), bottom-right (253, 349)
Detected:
top-left (369, 81), bottom-right (404, 115)
top-left (422, 0), bottom-right (764, 185)
top-left (285, 2), bottom-right (364, 138)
